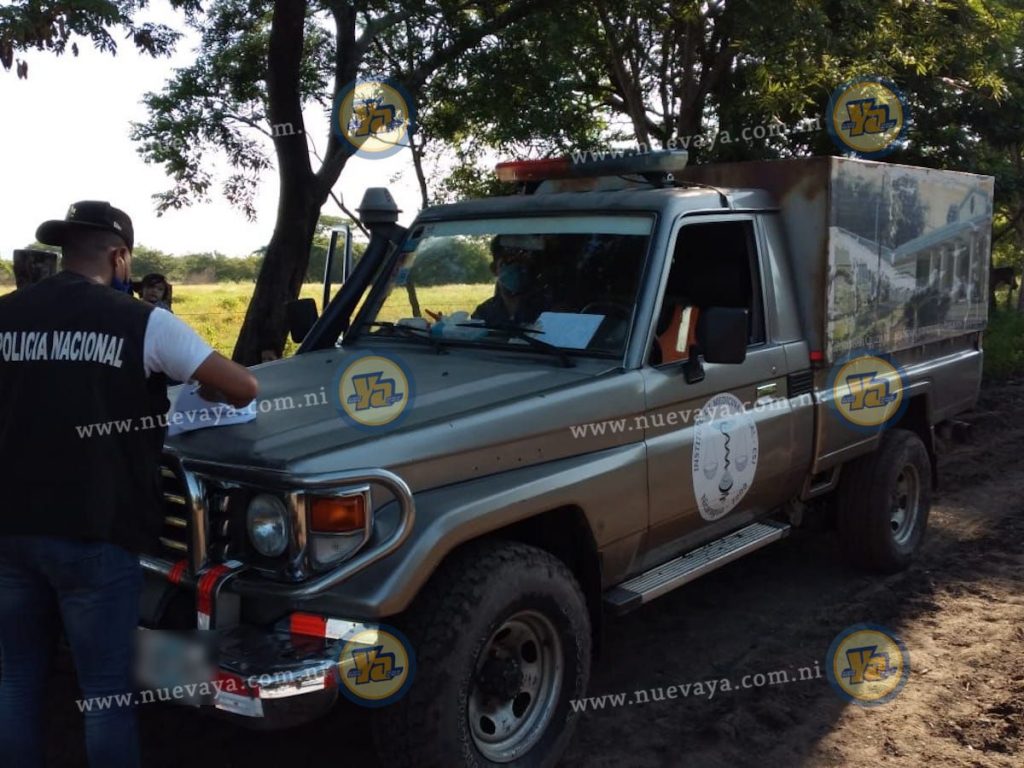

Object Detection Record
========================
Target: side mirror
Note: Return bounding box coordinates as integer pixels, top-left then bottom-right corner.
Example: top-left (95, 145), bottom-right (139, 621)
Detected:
top-left (699, 307), bottom-right (748, 364)
top-left (286, 298), bottom-right (319, 343)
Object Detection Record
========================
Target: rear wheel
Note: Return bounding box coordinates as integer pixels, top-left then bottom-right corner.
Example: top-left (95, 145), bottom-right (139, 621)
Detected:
top-left (373, 540), bottom-right (591, 768)
top-left (837, 428), bottom-right (932, 572)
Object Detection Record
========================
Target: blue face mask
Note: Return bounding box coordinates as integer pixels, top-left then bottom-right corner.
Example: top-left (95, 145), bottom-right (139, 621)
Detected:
top-left (498, 263), bottom-right (532, 295)
top-left (110, 254), bottom-right (134, 294)
top-left (111, 275), bottom-right (134, 294)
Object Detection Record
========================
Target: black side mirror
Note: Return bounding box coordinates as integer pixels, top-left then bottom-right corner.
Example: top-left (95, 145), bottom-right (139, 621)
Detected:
top-left (286, 298), bottom-right (319, 343)
top-left (699, 307), bottom-right (748, 364)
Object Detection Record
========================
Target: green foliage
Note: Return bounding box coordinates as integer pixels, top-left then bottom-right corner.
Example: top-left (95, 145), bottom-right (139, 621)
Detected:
top-left (984, 309), bottom-right (1024, 380)
top-left (0, 0), bottom-right (190, 78)
top-left (410, 237), bottom-right (492, 286)
top-left (0, 259), bottom-right (14, 285)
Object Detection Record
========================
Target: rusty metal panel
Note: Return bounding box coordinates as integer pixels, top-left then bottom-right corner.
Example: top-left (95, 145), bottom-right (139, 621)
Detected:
top-left (680, 158), bottom-right (832, 356)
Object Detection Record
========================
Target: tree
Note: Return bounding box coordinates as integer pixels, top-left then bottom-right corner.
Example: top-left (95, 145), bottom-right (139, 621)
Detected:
top-left (133, 0), bottom-right (555, 363)
top-left (0, 0), bottom-right (188, 78)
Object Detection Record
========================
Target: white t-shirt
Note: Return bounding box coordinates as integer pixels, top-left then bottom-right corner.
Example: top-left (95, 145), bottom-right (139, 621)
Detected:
top-left (143, 307), bottom-right (214, 381)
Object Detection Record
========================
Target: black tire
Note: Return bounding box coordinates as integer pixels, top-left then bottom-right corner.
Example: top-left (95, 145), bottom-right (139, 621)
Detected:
top-left (372, 540), bottom-right (592, 768)
top-left (837, 428), bottom-right (932, 573)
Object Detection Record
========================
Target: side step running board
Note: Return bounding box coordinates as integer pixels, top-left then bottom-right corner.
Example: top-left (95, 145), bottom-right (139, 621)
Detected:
top-left (603, 520), bottom-right (791, 615)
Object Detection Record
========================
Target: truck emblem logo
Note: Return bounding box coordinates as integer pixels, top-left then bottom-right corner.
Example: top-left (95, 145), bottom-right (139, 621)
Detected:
top-left (691, 393), bottom-right (759, 521)
top-left (334, 353), bottom-right (415, 429)
top-left (829, 353), bottom-right (907, 430)
top-left (338, 625), bottom-right (416, 706)
top-left (826, 624), bottom-right (910, 706)
top-left (827, 77), bottom-right (908, 158)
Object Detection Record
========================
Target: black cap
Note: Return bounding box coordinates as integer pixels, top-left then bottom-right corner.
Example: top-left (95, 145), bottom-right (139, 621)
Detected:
top-left (36, 201), bottom-right (134, 252)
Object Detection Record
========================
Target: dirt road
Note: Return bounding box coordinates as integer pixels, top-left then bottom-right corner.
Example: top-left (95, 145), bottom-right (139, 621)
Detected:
top-left (43, 383), bottom-right (1024, 767)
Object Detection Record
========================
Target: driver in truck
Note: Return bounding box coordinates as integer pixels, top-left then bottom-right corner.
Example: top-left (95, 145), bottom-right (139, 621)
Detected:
top-left (472, 235), bottom-right (550, 325)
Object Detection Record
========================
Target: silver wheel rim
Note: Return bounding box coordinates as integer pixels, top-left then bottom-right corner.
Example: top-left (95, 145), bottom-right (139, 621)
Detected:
top-left (890, 463), bottom-right (921, 546)
top-left (468, 610), bottom-right (564, 763)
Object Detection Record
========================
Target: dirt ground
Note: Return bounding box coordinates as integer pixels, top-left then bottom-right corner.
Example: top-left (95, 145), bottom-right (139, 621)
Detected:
top-left (41, 382), bottom-right (1024, 767)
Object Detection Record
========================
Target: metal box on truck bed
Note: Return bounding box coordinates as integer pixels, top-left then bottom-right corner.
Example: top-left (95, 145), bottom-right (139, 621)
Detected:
top-left (681, 157), bottom-right (993, 362)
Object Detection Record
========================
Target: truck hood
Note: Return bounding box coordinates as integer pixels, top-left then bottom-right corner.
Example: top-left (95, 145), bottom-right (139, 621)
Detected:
top-left (166, 345), bottom-right (608, 471)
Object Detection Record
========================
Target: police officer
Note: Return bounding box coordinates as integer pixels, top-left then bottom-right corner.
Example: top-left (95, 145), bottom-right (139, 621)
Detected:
top-left (0, 201), bottom-right (258, 768)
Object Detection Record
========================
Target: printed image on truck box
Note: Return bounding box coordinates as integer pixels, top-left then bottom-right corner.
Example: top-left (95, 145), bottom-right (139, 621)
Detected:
top-left (827, 162), bottom-right (992, 358)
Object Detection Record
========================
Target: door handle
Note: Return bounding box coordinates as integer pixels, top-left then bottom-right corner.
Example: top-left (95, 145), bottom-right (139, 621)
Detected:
top-left (756, 382), bottom-right (778, 398)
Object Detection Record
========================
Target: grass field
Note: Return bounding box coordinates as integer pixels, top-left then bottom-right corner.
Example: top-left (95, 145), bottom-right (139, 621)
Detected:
top-left (0, 281), bottom-right (492, 357)
top-left (3, 282), bottom-right (1023, 376)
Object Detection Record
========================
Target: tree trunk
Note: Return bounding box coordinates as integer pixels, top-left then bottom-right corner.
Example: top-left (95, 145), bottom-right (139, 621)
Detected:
top-left (1016, 213), bottom-right (1024, 313)
top-left (233, 188), bottom-right (322, 363)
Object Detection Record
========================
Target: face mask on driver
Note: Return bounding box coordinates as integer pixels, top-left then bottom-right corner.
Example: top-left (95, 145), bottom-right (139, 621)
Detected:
top-left (497, 263), bottom-right (533, 295)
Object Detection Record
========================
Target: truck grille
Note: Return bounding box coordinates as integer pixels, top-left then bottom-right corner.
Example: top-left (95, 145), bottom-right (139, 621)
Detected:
top-left (159, 462), bottom-right (192, 561)
top-left (157, 457), bottom-right (240, 570)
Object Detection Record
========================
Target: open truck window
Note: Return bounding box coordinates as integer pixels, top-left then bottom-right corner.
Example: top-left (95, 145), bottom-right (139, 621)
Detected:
top-left (652, 218), bottom-right (766, 365)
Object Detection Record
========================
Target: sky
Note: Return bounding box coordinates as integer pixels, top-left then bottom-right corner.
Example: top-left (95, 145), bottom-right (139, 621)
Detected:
top-left (0, 5), bottom-right (425, 261)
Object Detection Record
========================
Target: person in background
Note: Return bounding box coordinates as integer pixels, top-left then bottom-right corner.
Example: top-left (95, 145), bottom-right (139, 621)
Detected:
top-left (138, 273), bottom-right (173, 312)
top-left (0, 201), bottom-right (259, 768)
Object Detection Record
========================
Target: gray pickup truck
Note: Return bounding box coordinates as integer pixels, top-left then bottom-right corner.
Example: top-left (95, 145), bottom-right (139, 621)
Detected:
top-left (140, 153), bottom-right (992, 767)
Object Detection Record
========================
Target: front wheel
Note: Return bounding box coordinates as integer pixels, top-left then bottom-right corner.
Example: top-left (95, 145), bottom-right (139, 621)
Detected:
top-left (373, 540), bottom-right (592, 768)
top-left (837, 428), bottom-right (933, 572)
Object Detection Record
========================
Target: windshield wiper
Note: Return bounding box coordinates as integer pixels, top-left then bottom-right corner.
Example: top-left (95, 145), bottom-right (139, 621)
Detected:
top-left (364, 321), bottom-right (445, 353)
top-left (457, 322), bottom-right (575, 368)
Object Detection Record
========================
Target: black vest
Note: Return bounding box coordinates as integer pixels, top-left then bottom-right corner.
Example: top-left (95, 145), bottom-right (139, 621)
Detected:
top-left (0, 271), bottom-right (169, 552)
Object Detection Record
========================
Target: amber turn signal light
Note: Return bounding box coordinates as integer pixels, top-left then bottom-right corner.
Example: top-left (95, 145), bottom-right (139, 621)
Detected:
top-left (309, 495), bottom-right (366, 533)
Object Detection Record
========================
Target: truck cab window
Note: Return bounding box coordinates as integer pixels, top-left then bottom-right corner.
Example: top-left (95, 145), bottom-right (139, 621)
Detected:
top-left (652, 219), bottom-right (766, 365)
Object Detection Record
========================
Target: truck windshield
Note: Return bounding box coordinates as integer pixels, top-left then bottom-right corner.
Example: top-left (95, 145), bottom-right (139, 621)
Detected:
top-left (351, 215), bottom-right (653, 358)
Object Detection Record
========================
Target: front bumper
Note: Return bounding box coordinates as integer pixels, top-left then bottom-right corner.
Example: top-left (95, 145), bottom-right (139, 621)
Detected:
top-left (206, 622), bottom-right (344, 728)
top-left (138, 461), bottom-right (417, 728)
top-left (138, 610), bottom-right (381, 729)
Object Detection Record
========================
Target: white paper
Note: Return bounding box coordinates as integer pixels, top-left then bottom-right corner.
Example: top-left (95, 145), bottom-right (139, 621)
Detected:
top-left (167, 386), bottom-right (257, 437)
top-left (534, 312), bottom-right (604, 350)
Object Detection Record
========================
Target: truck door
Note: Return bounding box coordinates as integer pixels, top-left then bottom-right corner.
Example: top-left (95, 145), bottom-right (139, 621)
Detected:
top-left (638, 215), bottom-right (803, 567)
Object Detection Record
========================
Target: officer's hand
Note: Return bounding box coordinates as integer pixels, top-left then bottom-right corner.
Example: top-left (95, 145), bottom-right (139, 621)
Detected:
top-left (192, 352), bottom-right (258, 408)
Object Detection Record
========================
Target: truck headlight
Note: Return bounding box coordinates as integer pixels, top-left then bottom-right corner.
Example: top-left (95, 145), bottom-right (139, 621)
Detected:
top-left (246, 494), bottom-right (289, 557)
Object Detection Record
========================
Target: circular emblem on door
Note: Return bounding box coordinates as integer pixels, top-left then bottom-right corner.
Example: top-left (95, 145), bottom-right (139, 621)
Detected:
top-left (691, 393), bottom-right (759, 521)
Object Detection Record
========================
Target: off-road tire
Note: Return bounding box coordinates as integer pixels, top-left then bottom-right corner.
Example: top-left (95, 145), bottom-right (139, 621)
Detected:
top-left (837, 428), bottom-right (932, 572)
top-left (372, 540), bottom-right (591, 768)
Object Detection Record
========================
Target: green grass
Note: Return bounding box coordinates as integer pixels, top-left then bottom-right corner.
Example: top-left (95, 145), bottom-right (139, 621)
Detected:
top-left (0, 282), bottom-right (481, 358)
top-left (7, 279), bottom-right (1022, 378)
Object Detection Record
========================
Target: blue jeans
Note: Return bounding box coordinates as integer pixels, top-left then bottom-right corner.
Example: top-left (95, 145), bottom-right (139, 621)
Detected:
top-left (0, 535), bottom-right (142, 768)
